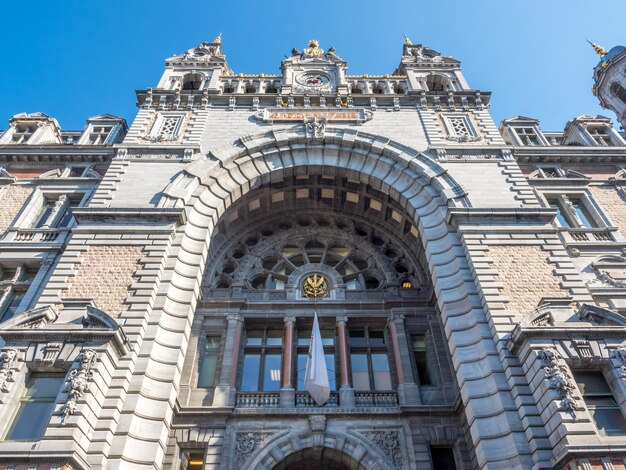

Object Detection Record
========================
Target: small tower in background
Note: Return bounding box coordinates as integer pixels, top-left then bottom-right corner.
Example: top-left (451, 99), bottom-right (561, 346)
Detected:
top-left (592, 41), bottom-right (626, 129)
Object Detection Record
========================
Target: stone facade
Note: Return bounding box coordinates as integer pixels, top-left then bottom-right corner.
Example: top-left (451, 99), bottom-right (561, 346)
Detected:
top-left (0, 36), bottom-right (625, 470)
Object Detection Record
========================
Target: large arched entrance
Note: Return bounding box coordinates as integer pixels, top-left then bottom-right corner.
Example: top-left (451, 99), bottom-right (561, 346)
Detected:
top-left (272, 448), bottom-right (365, 470)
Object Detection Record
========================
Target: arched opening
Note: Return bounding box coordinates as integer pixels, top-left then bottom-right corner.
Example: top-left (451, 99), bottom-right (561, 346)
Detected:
top-left (425, 74), bottom-right (449, 92)
top-left (182, 73), bottom-right (204, 91)
top-left (245, 83), bottom-right (257, 94)
top-left (223, 83), bottom-right (235, 94)
top-left (272, 447), bottom-right (365, 470)
top-left (265, 82), bottom-right (279, 93)
top-left (611, 81), bottom-right (626, 105)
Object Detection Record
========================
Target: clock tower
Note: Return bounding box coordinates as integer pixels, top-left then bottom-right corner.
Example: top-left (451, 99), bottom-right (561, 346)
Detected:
top-left (280, 39), bottom-right (349, 95)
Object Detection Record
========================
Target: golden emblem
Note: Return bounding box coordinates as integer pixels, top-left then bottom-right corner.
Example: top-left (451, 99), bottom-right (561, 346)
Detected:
top-left (302, 274), bottom-right (329, 298)
top-left (303, 39), bottom-right (324, 57)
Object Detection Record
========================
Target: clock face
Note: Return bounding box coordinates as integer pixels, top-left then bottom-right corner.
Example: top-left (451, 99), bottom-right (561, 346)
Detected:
top-left (296, 73), bottom-right (330, 87)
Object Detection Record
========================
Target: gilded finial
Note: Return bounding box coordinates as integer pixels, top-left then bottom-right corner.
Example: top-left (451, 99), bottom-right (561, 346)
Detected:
top-left (587, 39), bottom-right (607, 56)
top-left (214, 33), bottom-right (222, 44)
top-left (304, 39), bottom-right (324, 57)
top-left (404, 35), bottom-right (412, 46)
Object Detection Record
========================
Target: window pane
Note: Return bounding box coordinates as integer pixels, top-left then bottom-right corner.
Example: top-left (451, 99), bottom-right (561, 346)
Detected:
top-left (321, 329), bottom-right (334, 346)
top-left (591, 408), bottom-right (626, 436)
top-left (351, 353), bottom-right (370, 390)
top-left (29, 376), bottom-right (64, 398)
top-left (548, 201), bottom-right (573, 228)
top-left (349, 330), bottom-right (366, 346)
top-left (266, 330), bottom-right (283, 346)
top-left (571, 200), bottom-right (596, 228)
top-left (0, 269), bottom-right (16, 282)
top-left (245, 330), bottom-right (262, 346)
top-left (34, 201), bottom-right (54, 228)
top-left (368, 330), bottom-right (385, 345)
top-left (240, 354), bottom-right (260, 391)
top-left (6, 402), bottom-right (55, 440)
top-left (325, 353), bottom-right (336, 391)
top-left (371, 353), bottom-right (392, 390)
top-left (263, 354), bottom-right (282, 391)
top-left (1, 293), bottom-right (24, 322)
top-left (574, 371), bottom-right (612, 395)
top-left (197, 338), bottom-right (219, 388)
top-left (297, 353), bottom-right (308, 391)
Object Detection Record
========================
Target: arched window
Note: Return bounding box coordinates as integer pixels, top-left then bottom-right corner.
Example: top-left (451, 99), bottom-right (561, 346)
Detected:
top-left (350, 83), bottom-right (364, 94)
top-left (395, 83), bottom-right (407, 95)
top-left (245, 83), bottom-right (257, 94)
top-left (182, 73), bottom-right (204, 91)
top-left (373, 82), bottom-right (385, 94)
top-left (425, 74), bottom-right (449, 92)
top-left (265, 82), bottom-right (278, 94)
top-left (611, 81), bottom-right (626, 105)
top-left (223, 83), bottom-right (235, 94)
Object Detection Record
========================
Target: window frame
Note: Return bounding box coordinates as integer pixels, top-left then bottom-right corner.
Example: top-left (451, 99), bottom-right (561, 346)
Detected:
top-left (239, 326), bottom-right (284, 392)
top-left (3, 373), bottom-right (65, 441)
top-left (197, 335), bottom-right (221, 388)
top-left (295, 323), bottom-right (337, 393)
top-left (146, 113), bottom-right (185, 142)
top-left (441, 114), bottom-right (479, 141)
top-left (16, 189), bottom-right (90, 231)
top-left (411, 333), bottom-right (432, 386)
top-left (541, 192), bottom-right (607, 230)
top-left (348, 326), bottom-right (393, 391)
top-left (511, 125), bottom-right (547, 146)
top-left (573, 369), bottom-right (626, 437)
top-left (0, 264), bottom-right (38, 322)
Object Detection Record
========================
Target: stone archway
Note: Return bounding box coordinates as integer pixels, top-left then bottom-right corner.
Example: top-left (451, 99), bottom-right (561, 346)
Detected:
top-left (272, 447), bottom-right (364, 470)
top-left (115, 127), bottom-right (534, 469)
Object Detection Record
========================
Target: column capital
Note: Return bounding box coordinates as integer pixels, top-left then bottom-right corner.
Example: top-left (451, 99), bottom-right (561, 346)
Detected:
top-left (387, 312), bottom-right (405, 324)
top-left (336, 315), bottom-right (348, 325)
top-left (284, 316), bottom-right (296, 325)
top-left (226, 314), bottom-right (243, 323)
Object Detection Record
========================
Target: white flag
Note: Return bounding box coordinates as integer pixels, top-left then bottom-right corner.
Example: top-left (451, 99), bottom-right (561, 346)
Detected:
top-left (305, 312), bottom-right (330, 405)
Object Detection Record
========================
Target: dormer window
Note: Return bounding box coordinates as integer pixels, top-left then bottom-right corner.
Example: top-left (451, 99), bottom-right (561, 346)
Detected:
top-left (536, 166), bottom-right (565, 178)
top-left (514, 127), bottom-right (541, 146)
top-left (11, 124), bottom-right (35, 144)
top-left (88, 126), bottom-right (112, 145)
top-left (182, 73), bottom-right (204, 91)
top-left (588, 126), bottom-right (614, 146)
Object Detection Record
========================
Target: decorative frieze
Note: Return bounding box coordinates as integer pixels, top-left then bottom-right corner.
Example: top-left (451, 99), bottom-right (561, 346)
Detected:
top-left (539, 348), bottom-right (577, 417)
top-left (234, 432), bottom-right (271, 470)
top-left (0, 349), bottom-right (18, 392)
top-left (60, 349), bottom-right (97, 423)
top-left (364, 430), bottom-right (404, 467)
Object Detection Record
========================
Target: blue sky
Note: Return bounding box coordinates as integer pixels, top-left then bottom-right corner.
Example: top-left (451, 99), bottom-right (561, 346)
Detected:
top-left (1, 0), bottom-right (624, 132)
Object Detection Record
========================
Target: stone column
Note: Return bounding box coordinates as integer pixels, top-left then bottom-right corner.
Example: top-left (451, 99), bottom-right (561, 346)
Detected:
top-left (337, 316), bottom-right (355, 407)
top-left (213, 315), bottom-right (242, 407)
top-left (280, 316), bottom-right (296, 407)
top-left (388, 313), bottom-right (421, 406)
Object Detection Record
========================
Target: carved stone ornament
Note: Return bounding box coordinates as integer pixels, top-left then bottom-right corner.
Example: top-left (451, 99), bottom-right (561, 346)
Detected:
top-left (364, 430), bottom-right (404, 467)
top-left (0, 349), bottom-right (18, 393)
top-left (304, 118), bottom-right (326, 140)
top-left (234, 432), bottom-right (271, 470)
top-left (60, 349), bottom-right (97, 423)
top-left (444, 134), bottom-right (483, 143)
top-left (611, 348), bottom-right (626, 379)
top-left (539, 348), bottom-right (577, 417)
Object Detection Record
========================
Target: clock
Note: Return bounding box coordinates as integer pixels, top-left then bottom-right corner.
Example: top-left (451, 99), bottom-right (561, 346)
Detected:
top-left (296, 73), bottom-right (330, 88)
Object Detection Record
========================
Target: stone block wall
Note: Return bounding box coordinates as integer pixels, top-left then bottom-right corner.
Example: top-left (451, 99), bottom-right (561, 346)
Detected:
top-left (590, 185), bottom-right (626, 236)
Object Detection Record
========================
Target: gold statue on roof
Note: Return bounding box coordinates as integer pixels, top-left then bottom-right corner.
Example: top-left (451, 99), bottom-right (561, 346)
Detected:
top-left (304, 39), bottom-right (324, 57)
top-left (588, 40), bottom-right (607, 56)
top-left (214, 33), bottom-right (222, 44)
top-left (404, 35), bottom-right (412, 46)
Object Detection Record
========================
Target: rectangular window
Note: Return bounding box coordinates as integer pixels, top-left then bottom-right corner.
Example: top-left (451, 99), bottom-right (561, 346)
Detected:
top-left (88, 126), bottom-right (113, 145)
top-left (574, 370), bottom-right (626, 436)
top-left (179, 451), bottom-right (204, 470)
top-left (197, 337), bottom-right (220, 388)
top-left (412, 335), bottom-right (432, 385)
top-left (11, 125), bottom-right (35, 144)
top-left (514, 127), bottom-right (540, 146)
top-left (5, 374), bottom-right (64, 440)
top-left (570, 199), bottom-right (597, 228)
top-left (547, 199), bottom-right (574, 228)
top-left (588, 126), bottom-right (614, 146)
top-left (349, 327), bottom-right (392, 391)
top-left (239, 328), bottom-right (283, 391)
top-left (430, 447), bottom-right (458, 470)
top-left (33, 198), bottom-right (55, 229)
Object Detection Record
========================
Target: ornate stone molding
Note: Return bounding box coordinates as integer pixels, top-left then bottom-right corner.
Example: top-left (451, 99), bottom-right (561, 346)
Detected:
top-left (364, 430), bottom-right (404, 467)
top-left (304, 117), bottom-right (326, 141)
top-left (611, 347), bottom-right (626, 379)
top-left (234, 432), bottom-right (272, 470)
top-left (539, 348), bottom-right (577, 417)
top-left (0, 349), bottom-right (18, 392)
top-left (60, 349), bottom-right (97, 424)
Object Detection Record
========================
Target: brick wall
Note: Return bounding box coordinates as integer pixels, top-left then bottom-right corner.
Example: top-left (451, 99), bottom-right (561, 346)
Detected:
top-left (64, 245), bottom-right (143, 317)
top-left (590, 186), bottom-right (626, 236)
top-left (489, 245), bottom-right (566, 314)
top-left (0, 184), bottom-right (34, 234)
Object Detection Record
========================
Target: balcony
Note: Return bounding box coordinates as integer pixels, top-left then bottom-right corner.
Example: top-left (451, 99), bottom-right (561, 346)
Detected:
top-left (235, 390), bottom-right (399, 410)
top-left (236, 392), bottom-right (280, 408)
top-left (354, 391), bottom-right (399, 407)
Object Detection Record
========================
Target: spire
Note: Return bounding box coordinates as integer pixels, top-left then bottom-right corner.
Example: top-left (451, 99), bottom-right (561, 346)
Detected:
top-left (588, 39), bottom-right (607, 56)
top-left (404, 35), bottom-right (412, 46)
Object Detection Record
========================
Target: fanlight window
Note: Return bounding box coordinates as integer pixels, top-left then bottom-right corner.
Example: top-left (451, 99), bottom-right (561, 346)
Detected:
top-left (208, 215), bottom-right (422, 293)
